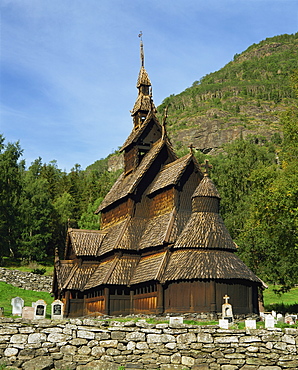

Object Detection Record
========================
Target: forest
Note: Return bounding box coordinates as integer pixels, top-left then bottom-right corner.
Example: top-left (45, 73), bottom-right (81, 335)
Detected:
top-left (0, 34), bottom-right (297, 293)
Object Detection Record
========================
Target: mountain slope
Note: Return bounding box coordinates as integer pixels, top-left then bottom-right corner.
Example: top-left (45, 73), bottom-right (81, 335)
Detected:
top-left (156, 33), bottom-right (298, 154)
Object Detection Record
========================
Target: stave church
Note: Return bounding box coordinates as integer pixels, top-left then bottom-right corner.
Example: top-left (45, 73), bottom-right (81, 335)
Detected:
top-left (52, 39), bottom-right (263, 317)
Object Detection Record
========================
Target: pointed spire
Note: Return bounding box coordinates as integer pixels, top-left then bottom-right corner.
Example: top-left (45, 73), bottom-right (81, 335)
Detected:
top-left (131, 33), bottom-right (156, 126)
top-left (139, 31), bottom-right (144, 67)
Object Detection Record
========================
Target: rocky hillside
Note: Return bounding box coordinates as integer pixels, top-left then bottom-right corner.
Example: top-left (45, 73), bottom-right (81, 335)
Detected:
top-left (156, 33), bottom-right (298, 155)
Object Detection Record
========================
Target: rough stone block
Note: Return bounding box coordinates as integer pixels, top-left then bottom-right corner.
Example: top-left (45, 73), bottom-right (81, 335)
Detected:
top-left (99, 339), bottom-right (118, 348)
top-left (91, 345), bottom-right (105, 356)
top-left (22, 355), bottom-right (53, 370)
top-left (4, 347), bottom-right (19, 357)
top-left (10, 334), bottom-right (28, 344)
top-left (171, 352), bottom-right (181, 364)
top-left (181, 355), bottom-right (195, 367)
top-left (177, 332), bottom-right (197, 343)
top-left (28, 333), bottom-right (47, 344)
top-left (197, 333), bottom-right (213, 343)
top-left (147, 334), bottom-right (175, 343)
top-left (47, 332), bottom-right (68, 343)
top-left (126, 331), bottom-right (146, 342)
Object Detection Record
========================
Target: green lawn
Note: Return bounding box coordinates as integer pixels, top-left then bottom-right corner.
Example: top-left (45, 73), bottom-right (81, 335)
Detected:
top-left (0, 281), bottom-right (53, 317)
top-left (263, 285), bottom-right (298, 313)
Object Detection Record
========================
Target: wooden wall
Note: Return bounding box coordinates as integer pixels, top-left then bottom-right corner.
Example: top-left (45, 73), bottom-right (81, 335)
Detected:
top-left (164, 280), bottom-right (259, 314)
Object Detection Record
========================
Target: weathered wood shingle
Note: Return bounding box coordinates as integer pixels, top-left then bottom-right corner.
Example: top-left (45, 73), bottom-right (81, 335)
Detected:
top-left (162, 249), bottom-right (262, 283)
top-left (130, 252), bottom-right (168, 285)
top-left (146, 154), bottom-right (198, 195)
top-left (174, 212), bottom-right (237, 251)
top-left (96, 139), bottom-right (165, 212)
top-left (68, 229), bottom-right (106, 256)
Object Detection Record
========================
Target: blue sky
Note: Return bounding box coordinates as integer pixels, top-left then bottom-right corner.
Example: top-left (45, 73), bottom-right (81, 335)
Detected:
top-left (1, 0), bottom-right (297, 172)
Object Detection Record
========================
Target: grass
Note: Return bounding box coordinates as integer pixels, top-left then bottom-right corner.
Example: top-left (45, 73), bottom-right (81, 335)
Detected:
top-left (263, 285), bottom-right (298, 314)
top-left (1, 257), bottom-right (54, 276)
top-left (0, 281), bottom-right (52, 317)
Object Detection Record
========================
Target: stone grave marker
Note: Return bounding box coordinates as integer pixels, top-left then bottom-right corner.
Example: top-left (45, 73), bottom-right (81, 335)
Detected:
top-left (265, 314), bottom-right (275, 329)
top-left (277, 313), bottom-right (284, 324)
top-left (169, 317), bottom-right (183, 325)
top-left (22, 307), bottom-right (35, 320)
top-left (222, 294), bottom-right (234, 323)
top-left (34, 299), bottom-right (47, 319)
top-left (285, 315), bottom-right (296, 325)
top-left (219, 319), bottom-right (229, 329)
top-left (245, 319), bottom-right (256, 329)
top-left (11, 297), bottom-right (24, 316)
top-left (51, 299), bottom-right (64, 319)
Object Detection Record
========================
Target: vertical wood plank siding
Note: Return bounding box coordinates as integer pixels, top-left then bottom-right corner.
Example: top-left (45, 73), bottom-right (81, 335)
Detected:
top-left (133, 293), bottom-right (157, 313)
top-left (85, 297), bottom-right (105, 315)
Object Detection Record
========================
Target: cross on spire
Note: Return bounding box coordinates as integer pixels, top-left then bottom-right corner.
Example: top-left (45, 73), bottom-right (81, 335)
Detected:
top-left (188, 143), bottom-right (195, 154)
top-left (201, 159), bottom-right (213, 177)
top-left (223, 294), bottom-right (230, 304)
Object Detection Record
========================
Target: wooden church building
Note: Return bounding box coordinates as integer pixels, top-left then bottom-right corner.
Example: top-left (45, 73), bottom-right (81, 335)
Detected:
top-left (53, 40), bottom-right (262, 317)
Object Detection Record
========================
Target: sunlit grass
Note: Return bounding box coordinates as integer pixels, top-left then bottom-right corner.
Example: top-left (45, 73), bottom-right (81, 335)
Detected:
top-left (0, 281), bottom-right (52, 317)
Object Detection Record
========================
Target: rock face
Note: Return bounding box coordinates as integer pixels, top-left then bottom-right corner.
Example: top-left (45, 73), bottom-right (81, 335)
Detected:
top-left (0, 267), bottom-right (53, 292)
top-left (0, 317), bottom-right (297, 369)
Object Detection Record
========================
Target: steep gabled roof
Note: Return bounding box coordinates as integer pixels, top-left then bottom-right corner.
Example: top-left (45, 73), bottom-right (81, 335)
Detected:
top-left (130, 251), bottom-right (169, 285)
top-left (67, 229), bottom-right (106, 257)
top-left (120, 111), bottom-right (161, 152)
top-left (138, 211), bottom-right (178, 249)
top-left (96, 138), bottom-right (176, 213)
top-left (84, 255), bottom-right (140, 290)
top-left (146, 153), bottom-right (200, 195)
top-left (162, 249), bottom-right (262, 284)
top-left (58, 261), bottom-right (98, 291)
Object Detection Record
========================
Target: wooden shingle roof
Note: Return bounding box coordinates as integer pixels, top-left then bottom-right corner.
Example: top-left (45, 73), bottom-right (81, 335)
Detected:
top-left (84, 260), bottom-right (113, 290)
top-left (174, 212), bottom-right (237, 251)
top-left (55, 261), bottom-right (74, 290)
top-left (98, 219), bottom-right (129, 256)
top-left (192, 175), bottom-right (221, 199)
top-left (59, 261), bottom-right (98, 291)
top-left (130, 251), bottom-right (169, 285)
top-left (120, 111), bottom-right (160, 152)
top-left (162, 249), bottom-right (262, 284)
top-left (84, 255), bottom-right (140, 289)
top-left (138, 211), bottom-right (178, 249)
top-left (68, 229), bottom-right (106, 257)
top-left (96, 139), bottom-right (174, 212)
top-left (146, 154), bottom-right (199, 195)
top-left (137, 66), bottom-right (151, 87)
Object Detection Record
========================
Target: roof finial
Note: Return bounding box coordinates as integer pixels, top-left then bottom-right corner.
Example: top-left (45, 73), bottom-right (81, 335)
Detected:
top-left (161, 106), bottom-right (168, 140)
top-left (201, 159), bottom-right (213, 177)
top-left (188, 143), bottom-right (195, 155)
top-left (138, 31), bottom-right (144, 67)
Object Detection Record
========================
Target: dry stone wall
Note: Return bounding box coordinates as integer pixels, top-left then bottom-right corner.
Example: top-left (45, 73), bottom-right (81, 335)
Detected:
top-left (0, 268), bottom-right (52, 293)
top-left (0, 317), bottom-right (297, 370)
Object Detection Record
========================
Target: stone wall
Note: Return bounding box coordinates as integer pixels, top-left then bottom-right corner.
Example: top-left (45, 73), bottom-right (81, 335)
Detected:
top-left (0, 268), bottom-right (52, 293)
top-left (0, 317), bottom-right (297, 370)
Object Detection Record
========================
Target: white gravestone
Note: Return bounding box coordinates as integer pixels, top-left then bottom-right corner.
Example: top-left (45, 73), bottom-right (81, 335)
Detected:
top-left (245, 319), bottom-right (256, 329)
top-left (11, 297), bottom-right (24, 316)
top-left (219, 319), bottom-right (229, 329)
top-left (222, 294), bottom-right (234, 323)
top-left (169, 317), bottom-right (183, 325)
top-left (34, 299), bottom-right (47, 320)
top-left (265, 314), bottom-right (275, 329)
top-left (51, 300), bottom-right (64, 320)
